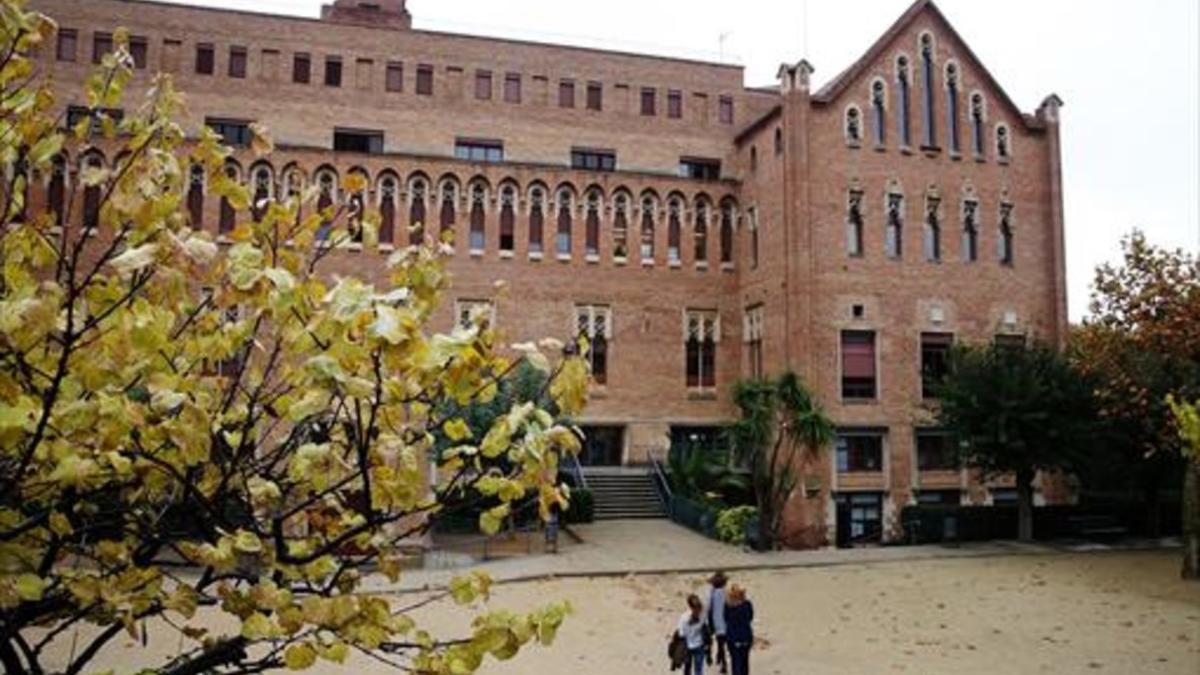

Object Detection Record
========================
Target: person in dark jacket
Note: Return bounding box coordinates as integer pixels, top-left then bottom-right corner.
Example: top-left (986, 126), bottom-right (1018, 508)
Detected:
top-left (723, 585), bottom-right (754, 675)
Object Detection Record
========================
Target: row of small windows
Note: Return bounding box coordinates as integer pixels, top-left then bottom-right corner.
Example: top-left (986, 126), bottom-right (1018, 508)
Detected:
top-left (845, 186), bottom-right (1015, 266)
top-left (54, 28), bottom-right (736, 124)
top-left (842, 32), bottom-right (1012, 162)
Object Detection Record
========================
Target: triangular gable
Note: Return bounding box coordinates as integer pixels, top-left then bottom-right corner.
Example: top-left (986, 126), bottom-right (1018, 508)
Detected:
top-left (812, 0), bottom-right (1042, 130)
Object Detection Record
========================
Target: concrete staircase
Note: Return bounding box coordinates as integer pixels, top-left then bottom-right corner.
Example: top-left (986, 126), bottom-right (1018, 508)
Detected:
top-left (583, 467), bottom-right (668, 520)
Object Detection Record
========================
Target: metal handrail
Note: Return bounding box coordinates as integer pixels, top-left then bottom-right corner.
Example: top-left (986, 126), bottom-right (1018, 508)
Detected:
top-left (649, 456), bottom-right (673, 513)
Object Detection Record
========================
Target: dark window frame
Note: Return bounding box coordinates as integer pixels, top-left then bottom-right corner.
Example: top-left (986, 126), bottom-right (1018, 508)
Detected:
top-left (836, 433), bottom-right (884, 473)
top-left (640, 87), bottom-right (656, 116)
top-left (504, 72), bottom-right (521, 103)
top-left (228, 46), bottom-right (247, 79)
top-left (678, 157), bottom-right (721, 181)
top-left (841, 330), bottom-right (877, 400)
top-left (916, 430), bottom-right (958, 471)
top-left (558, 80), bottom-right (575, 108)
top-left (454, 138), bottom-right (504, 163)
top-left (920, 332), bottom-right (953, 399)
top-left (195, 42), bottom-right (214, 75)
top-left (324, 56), bottom-right (343, 87)
top-left (570, 148), bottom-right (616, 172)
top-left (385, 61), bottom-right (403, 92)
top-left (293, 53), bottom-right (311, 84)
top-left (586, 81), bottom-right (603, 111)
top-left (333, 127), bottom-right (384, 154)
top-left (474, 69), bottom-right (492, 100)
top-left (92, 32), bottom-right (113, 65)
top-left (57, 28), bottom-right (78, 62)
top-left (206, 117), bottom-right (253, 148)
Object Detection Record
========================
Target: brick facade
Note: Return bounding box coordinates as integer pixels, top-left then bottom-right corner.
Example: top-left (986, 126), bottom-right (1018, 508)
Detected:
top-left (29, 0), bottom-right (1067, 546)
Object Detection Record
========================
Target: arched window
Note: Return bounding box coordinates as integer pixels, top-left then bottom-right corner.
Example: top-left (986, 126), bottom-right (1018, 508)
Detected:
top-left (186, 162), bottom-right (205, 230)
top-left (885, 192), bottom-right (903, 258)
top-left (923, 193), bottom-right (941, 262)
top-left (220, 163), bottom-right (242, 235)
top-left (499, 184), bottom-right (516, 252)
top-left (667, 197), bottom-right (683, 264)
top-left (612, 192), bottom-right (629, 260)
top-left (996, 124), bottom-right (1011, 161)
top-left (439, 179), bottom-right (457, 238)
top-left (555, 188), bottom-right (573, 256)
top-left (846, 189), bottom-right (864, 257)
top-left (774, 127), bottom-right (783, 156)
top-left (896, 55), bottom-right (912, 147)
top-left (379, 175), bottom-right (398, 245)
top-left (845, 105), bottom-right (863, 145)
top-left (528, 187), bottom-right (545, 254)
top-left (871, 79), bottom-right (887, 146)
top-left (970, 93), bottom-right (986, 157)
top-left (920, 33), bottom-right (936, 146)
top-left (315, 168), bottom-right (337, 240)
top-left (468, 182), bottom-right (486, 252)
top-left (998, 202), bottom-right (1014, 266)
top-left (639, 196), bottom-right (656, 262)
top-left (347, 179), bottom-right (366, 244)
top-left (47, 155), bottom-right (67, 228)
top-left (749, 146), bottom-right (758, 172)
top-left (961, 199), bottom-right (979, 262)
top-left (81, 152), bottom-right (104, 232)
top-left (945, 62), bottom-right (960, 154)
top-left (693, 199), bottom-right (709, 265)
top-left (585, 190), bottom-right (601, 257)
top-left (719, 201), bottom-right (735, 265)
top-left (250, 164), bottom-right (272, 222)
top-left (284, 168), bottom-right (304, 203)
top-left (408, 177), bottom-right (427, 245)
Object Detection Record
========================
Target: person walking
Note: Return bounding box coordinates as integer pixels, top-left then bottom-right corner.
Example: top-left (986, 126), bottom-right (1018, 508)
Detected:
top-left (673, 593), bottom-right (712, 675)
top-left (724, 585), bottom-right (754, 675)
top-left (707, 571), bottom-right (729, 673)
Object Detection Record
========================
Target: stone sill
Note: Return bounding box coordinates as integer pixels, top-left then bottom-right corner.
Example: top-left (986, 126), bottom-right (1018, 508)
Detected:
top-left (686, 390), bottom-right (718, 401)
top-left (586, 253), bottom-right (600, 264)
top-left (641, 259), bottom-right (655, 268)
top-left (499, 250), bottom-right (514, 259)
top-left (720, 262), bottom-right (735, 273)
top-left (528, 250), bottom-right (544, 261)
top-left (556, 253), bottom-right (571, 263)
top-left (469, 248), bottom-right (484, 258)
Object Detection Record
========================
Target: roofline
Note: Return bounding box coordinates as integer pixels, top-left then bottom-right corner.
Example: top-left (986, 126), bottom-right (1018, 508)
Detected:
top-left (102, 0), bottom-right (746, 73)
top-left (810, 0), bottom-right (1040, 131)
top-left (734, 105), bottom-right (782, 146)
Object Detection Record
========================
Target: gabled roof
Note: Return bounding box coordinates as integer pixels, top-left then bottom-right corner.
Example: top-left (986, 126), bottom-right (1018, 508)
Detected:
top-left (812, 0), bottom-right (1044, 131)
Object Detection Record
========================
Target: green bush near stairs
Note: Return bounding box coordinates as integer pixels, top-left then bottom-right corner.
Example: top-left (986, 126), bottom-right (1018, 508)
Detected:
top-left (566, 487), bottom-right (595, 524)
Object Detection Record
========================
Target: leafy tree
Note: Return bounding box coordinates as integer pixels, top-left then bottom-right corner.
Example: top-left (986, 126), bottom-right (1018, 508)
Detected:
top-left (936, 342), bottom-right (1099, 541)
top-left (0, 6), bottom-right (586, 673)
top-left (1167, 395), bottom-right (1200, 578)
top-left (1081, 231), bottom-right (1200, 578)
top-left (728, 372), bottom-right (835, 550)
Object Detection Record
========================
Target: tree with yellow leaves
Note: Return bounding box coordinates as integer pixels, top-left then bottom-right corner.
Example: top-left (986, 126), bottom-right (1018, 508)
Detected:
top-left (0, 2), bottom-right (586, 671)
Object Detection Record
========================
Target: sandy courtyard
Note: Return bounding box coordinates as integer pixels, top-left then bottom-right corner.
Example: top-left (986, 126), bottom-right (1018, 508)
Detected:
top-left (46, 549), bottom-right (1200, 674)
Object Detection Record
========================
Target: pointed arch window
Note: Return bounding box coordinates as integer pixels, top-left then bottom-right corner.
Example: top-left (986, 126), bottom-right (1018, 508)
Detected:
top-left (48, 155), bottom-right (67, 228)
top-left (408, 178), bottom-right (427, 245)
top-left (639, 197), bottom-right (656, 263)
top-left (499, 185), bottom-right (516, 253)
top-left (945, 63), bottom-right (961, 154)
top-left (896, 56), bottom-right (912, 147)
top-left (220, 164), bottom-right (242, 235)
top-left (528, 187), bottom-right (545, 255)
top-left (719, 202), bottom-right (735, 265)
top-left (250, 165), bottom-right (272, 222)
top-left (920, 34), bottom-right (936, 146)
top-left (348, 181), bottom-right (366, 244)
top-left (998, 202), bottom-right (1014, 266)
top-left (439, 181), bottom-right (457, 237)
top-left (774, 127), bottom-right (784, 156)
top-left (694, 200), bottom-right (709, 265)
top-left (847, 189), bottom-right (864, 257)
top-left (996, 124), bottom-right (1011, 161)
top-left (612, 193), bottom-right (629, 260)
top-left (845, 106), bottom-right (863, 145)
top-left (185, 163), bottom-right (205, 229)
top-left (885, 192), bottom-right (904, 258)
top-left (81, 153), bottom-right (104, 232)
top-left (469, 183), bottom-right (486, 252)
top-left (667, 198), bottom-right (683, 264)
top-left (923, 194), bottom-right (941, 262)
top-left (871, 80), bottom-right (887, 146)
top-left (585, 191), bottom-right (601, 257)
top-left (961, 199), bottom-right (979, 262)
top-left (378, 177), bottom-right (397, 245)
top-left (971, 93), bottom-right (986, 157)
top-left (555, 189), bottom-right (573, 257)
top-left (748, 206), bottom-right (760, 269)
top-left (315, 170), bottom-right (336, 240)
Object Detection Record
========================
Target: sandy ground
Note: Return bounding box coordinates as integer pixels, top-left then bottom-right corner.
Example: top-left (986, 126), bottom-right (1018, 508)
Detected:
top-left (36, 550), bottom-right (1200, 674)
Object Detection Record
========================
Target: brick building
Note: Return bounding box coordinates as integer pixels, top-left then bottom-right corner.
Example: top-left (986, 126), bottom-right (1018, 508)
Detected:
top-left (30, 0), bottom-right (1067, 546)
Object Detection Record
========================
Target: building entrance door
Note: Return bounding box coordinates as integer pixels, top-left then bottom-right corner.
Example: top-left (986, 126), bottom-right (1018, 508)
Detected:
top-left (578, 425), bottom-right (625, 466)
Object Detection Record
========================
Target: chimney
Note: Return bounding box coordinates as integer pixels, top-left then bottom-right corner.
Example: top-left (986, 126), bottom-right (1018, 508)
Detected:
top-left (321, 0), bottom-right (412, 30)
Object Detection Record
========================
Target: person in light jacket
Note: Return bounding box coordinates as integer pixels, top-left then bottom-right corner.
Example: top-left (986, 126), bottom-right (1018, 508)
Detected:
top-left (723, 585), bottom-right (754, 675)
top-left (674, 593), bottom-right (712, 675)
top-left (707, 571), bottom-right (729, 673)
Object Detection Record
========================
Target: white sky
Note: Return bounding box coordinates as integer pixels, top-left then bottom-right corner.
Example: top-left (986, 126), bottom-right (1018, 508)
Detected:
top-left (160, 0), bottom-right (1200, 321)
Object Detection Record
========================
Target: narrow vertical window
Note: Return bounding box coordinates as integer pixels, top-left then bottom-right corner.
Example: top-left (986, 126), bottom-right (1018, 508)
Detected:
top-left (219, 165), bottom-right (240, 235)
top-left (92, 32), bottom-right (113, 64)
top-left (719, 96), bottom-right (734, 125)
top-left (750, 146), bottom-right (758, 171)
top-left (408, 178), bottom-right (426, 245)
top-left (612, 194), bottom-right (629, 260)
top-left (499, 186), bottom-right (515, 252)
top-left (845, 106), bottom-right (862, 145)
top-left (528, 187), bottom-right (545, 254)
top-left (48, 155), bottom-right (67, 228)
top-left (347, 183), bottom-right (365, 244)
top-left (996, 124), bottom-right (1011, 161)
top-left (228, 46), bottom-right (247, 78)
top-left (293, 53), bottom-right (311, 83)
top-left (325, 57), bottom-right (342, 87)
top-left (945, 63), bottom-right (960, 154)
top-left (469, 183), bottom-right (486, 252)
top-left (585, 191), bottom-right (601, 257)
top-left (250, 165), bottom-right (272, 222)
top-left (719, 202), bottom-right (734, 265)
top-left (640, 88), bottom-right (656, 116)
top-left (961, 199), bottom-right (978, 262)
top-left (871, 80), bottom-right (887, 146)
top-left (921, 332), bottom-right (953, 399)
top-left (639, 197), bottom-right (656, 262)
top-left (971, 93), bottom-right (986, 157)
top-left (82, 159), bottom-right (102, 231)
top-left (923, 194), bottom-right (941, 262)
top-left (576, 305), bottom-right (611, 385)
top-left (315, 171), bottom-right (336, 241)
top-left (559, 80), bottom-right (575, 108)
top-left (504, 73), bottom-right (521, 103)
top-left (920, 34), bottom-right (936, 146)
top-left (896, 56), bottom-right (912, 147)
top-left (693, 200), bottom-right (708, 265)
top-left (744, 305), bottom-right (764, 380)
top-left (841, 330), bottom-right (877, 400)
top-left (555, 190), bottom-right (573, 257)
top-left (385, 62), bottom-right (403, 91)
top-left (129, 36), bottom-right (148, 69)
top-left (774, 126), bottom-right (784, 155)
top-left (56, 29), bottom-right (77, 62)
top-left (379, 177), bottom-right (397, 245)
top-left (416, 64), bottom-right (434, 95)
top-left (998, 202), bottom-right (1014, 266)
top-left (474, 70), bottom-right (492, 100)
top-left (748, 207), bottom-right (759, 269)
top-left (885, 192), bottom-right (903, 258)
top-left (667, 198), bottom-right (682, 264)
top-left (846, 189), bottom-right (864, 257)
top-left (195, 43), bottom-right (214, 75)
top-left (439, 181), bottom-right (456, 237)
top-left (586, 82), bottom-right (603, 111)
top-left (685, 311), bottom-right (719, 390)
top-left (667, 90), bottom-right (683, 119)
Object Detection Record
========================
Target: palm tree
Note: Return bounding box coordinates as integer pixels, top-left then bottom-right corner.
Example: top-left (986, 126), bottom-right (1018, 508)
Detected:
top-left (729, 372), bottom-right (835, 549)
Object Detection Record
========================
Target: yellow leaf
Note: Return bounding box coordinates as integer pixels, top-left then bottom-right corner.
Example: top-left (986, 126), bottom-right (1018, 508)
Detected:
top-left (443, 417), bottom-right (472, 442)
top-left (15, 574), bottom-right (46, 601)
top-left (283, 642), bottom-right (317, 670)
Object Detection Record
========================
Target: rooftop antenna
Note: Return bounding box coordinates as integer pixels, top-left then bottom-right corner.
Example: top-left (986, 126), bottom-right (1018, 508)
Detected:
top-left (801, 0), bottom-right (810, 59)
top-left (719, 31), bottom-right (732, 63)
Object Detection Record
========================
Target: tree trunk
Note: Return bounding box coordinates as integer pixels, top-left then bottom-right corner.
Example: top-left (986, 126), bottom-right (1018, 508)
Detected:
top-left (1183, 459), bottom-right (1200, 580)
top-left (1016, 468), bottom-right (1036, 542)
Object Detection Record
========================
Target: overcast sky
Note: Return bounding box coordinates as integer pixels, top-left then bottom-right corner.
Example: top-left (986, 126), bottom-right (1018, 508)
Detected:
top-left (161, 0), bottom-right (1199, 320)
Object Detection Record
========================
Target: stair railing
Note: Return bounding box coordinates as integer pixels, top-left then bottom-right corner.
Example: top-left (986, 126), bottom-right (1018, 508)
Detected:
top-left (649, 456), bottom-right (673, 517)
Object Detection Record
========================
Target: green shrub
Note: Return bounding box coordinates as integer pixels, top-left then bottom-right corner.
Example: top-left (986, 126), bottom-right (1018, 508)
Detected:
top-left (565, 487), bottom-right (595, 524)
top-left (715, 505), bottom-right (758, 545)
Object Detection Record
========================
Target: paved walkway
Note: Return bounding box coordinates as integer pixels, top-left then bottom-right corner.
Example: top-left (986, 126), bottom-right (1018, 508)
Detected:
top-left (369, 519), bottom-right (1180, 594)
